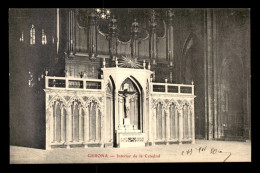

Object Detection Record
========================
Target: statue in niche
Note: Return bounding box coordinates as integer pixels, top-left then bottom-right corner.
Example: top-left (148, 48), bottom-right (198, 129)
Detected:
top-left (118, 83), bottom-right (137, 119)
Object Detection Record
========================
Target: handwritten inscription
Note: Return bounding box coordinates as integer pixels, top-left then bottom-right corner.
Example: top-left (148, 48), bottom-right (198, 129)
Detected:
top-left (181, 146), bottom-right (231, 162)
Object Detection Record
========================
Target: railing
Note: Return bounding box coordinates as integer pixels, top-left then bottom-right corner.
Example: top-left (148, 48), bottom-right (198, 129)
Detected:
top-left (45, 76), bottom-right (103, 91)
top-left (151, 82), bottom-right (194, 95)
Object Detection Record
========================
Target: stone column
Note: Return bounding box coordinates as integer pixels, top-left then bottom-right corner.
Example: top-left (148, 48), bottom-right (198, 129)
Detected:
top-left (191, 105), bottom-right (195, 144)
top-left (96, 108), bottom-right (99, 141)
top-left (166, 107), bottom-right (170, 145)
top-left (84, 107), bottom-right (89, 148)
top-left (46, 108), bottom-right (51, 150)
top-left (103, 94), bottom-right (106, 146)
top-left (54, 103), bottom-right (57, 142)
top-left (110, 97), bottom-right (113, 143)
top-left (61, 107), bottom-right (64, 142)
top-left (115, 90), bottom-right (118, 131)
top-left (79, 108), bottom-right (82, 141)
top-left (162, 107), bottom-right (165, 140)
top-left (50, 106), bottom-right (54, 143)
top-left (71, 105), bottom-right (74, 142)
top-left (66, 106), bottom-right (71, 148)
top-left (143, 92), bottom-right (146, 134)
top-left (178, 108), bottom-right (183, 144)
top-left (187, 105), bottom-right (191, 140)
top-left (153, 107), bottom-right (157, 145)
top-left (174, 107), bottom-right (178, 140)
top-left (204, 8), bottom-right (218, 140)
top-left (148, 98), bottom-right (153, 145)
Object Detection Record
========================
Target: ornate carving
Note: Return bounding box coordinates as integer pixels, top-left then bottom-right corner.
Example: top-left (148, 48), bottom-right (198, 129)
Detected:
top-left (85, 96), bottom-right (102, 109)
top-left (67, 96), bottom-right (85, 108)
top-left (152, 98), bottom-right (165, 109)
top-left (47, 94), bottom-right (67, 110)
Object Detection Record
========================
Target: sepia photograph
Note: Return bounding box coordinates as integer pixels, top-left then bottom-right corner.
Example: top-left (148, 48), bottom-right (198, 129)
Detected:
top-left (9, 8), bottom-right (251, 163)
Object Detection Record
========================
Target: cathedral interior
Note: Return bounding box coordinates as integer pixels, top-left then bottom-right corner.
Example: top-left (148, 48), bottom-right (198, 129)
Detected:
top-left (9, 8), bottom-right (250, 149)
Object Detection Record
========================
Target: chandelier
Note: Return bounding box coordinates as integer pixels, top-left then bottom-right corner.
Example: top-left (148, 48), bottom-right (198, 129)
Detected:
top-left (95, 8), bottom-right (111, 19)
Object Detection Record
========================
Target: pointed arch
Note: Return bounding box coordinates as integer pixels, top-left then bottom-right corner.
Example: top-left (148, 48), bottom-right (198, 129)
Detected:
top-left (152, 98), bottom-right (166, 109)
top-left (67, 95), bottom-right (85, 109)
top-left (47, 94), bottom-right (67, 110)
top-left (85, 96), bottom-right (102, 109)
top-left (181, 99), bottom-right (192, 109)
top-left (217, 54), bottom-right (245, 138)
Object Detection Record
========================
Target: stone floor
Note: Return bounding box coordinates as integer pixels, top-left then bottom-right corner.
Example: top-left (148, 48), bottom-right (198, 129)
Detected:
top-left (10, 140), bottom-right (251, 164)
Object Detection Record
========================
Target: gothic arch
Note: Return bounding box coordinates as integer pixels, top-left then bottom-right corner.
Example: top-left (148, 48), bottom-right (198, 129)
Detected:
top-left (118, 75), bottom-right (143, 95)
top-left (168, 99), bottom-right (180, 109)
top-left (181, 99), bottom-right (192, 109)
top-left (85, 96), bottom-right (102, 109)
top-left (152, 98), bottom-right (166, 109)
top-left (181, 32), bottom-right (201, 84)
top-left (217, 54), bottom-right (245, 138)
top-left (47, 94), bottom-right (67, 110)
top-left (67, 95), bottom-right (85, 109)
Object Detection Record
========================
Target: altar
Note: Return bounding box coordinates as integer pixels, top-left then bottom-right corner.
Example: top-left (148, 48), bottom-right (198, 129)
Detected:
top-left (44, 57), bottom-right (196, 149)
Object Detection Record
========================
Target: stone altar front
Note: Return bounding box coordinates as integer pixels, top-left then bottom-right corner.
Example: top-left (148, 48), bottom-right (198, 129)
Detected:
top-left (116, 118), bottom-right (145, 148)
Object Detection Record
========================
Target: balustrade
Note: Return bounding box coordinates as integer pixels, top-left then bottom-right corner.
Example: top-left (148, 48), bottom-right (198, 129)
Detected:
top-left (151, 82), bottom-right (194, 95)
top-left (45, 76), bottom-right (102, 91)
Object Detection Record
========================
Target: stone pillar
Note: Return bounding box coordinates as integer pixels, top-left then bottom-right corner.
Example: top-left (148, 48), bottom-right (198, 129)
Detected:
top-left (66, 106), bottom-right (71, 148)
top-left (61, 107), bottom-right (65, 142)
top-left (50, 106), bottom-right (54, 143)
top-left (188, 106), bottom-right (192, 139)
top-left (174, 107), bottom-right (178, 140)
top-left (79, 108), bottom-right (82, 141)
top-left (96, 108), bottom-right (99, 141)
top-left (115, 90), bottom-right (118, 130)
top-left (166, 107), bottom-right (170, 145)
top-left (71, 105), bottom-right (74, 142)
top-left (84, 107), bottom-right (89, 148)
top-left (103, 94), bottom-right (106, 146)
top-left (148, 98), bottom-right (153, 145)
top-left (178, 108), bottom-right (183, 144)
top-left (153, 107), bottom-right (157, 145)
top-left (110, 97), bottom-right (113, 143)
top-left (162, 107), bottom-right (165, 140)
top-left (143, 92), bottom-right (146, 134)
top-left (54, 103), bottom-right (57, 142)
top-left (204, 8), bottom-right (217, 140)
top-left (191, 105), bottom-right (195, 144)
top-left (46, 108), bottom-right (51, 150)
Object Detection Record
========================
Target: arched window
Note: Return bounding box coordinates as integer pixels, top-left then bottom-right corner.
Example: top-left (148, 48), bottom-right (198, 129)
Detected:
top-left (19, 32), bottom-right (24, 42)
top-left (42, 29), bottom-right (47, 45)
top-left (30, 24), bottom-right (35, 45)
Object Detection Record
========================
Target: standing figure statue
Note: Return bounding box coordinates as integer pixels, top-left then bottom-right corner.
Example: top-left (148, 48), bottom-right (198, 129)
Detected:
top-left (118, 83), bottom-right (136, 119)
